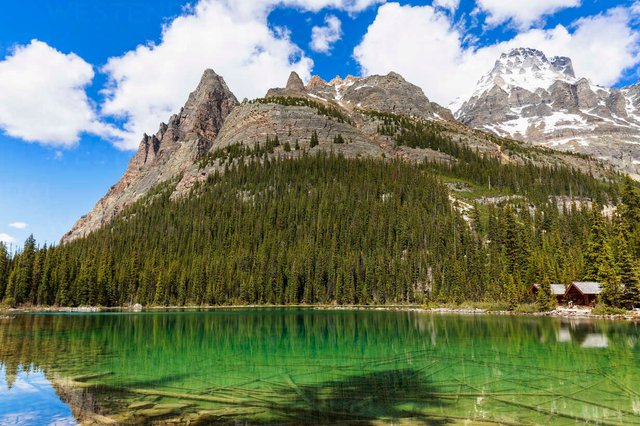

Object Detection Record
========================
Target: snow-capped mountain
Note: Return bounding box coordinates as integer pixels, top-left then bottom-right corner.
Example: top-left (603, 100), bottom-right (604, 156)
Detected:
top-left (456, 48), bottom-right (640, 176)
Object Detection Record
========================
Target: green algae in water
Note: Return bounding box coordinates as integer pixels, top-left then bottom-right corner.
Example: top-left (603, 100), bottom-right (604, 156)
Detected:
top-left (0, 310), bottom-right (639, 425)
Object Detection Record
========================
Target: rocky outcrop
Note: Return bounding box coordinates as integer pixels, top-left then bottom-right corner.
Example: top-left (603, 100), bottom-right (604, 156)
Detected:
top-left (456, 47), bottom-right (640, 176)
top-left (62, 69), bottom-right (239, 243)
top-left (265, 71), bottom-right (307, 98)
top-left (304, 72), bottom-right (455, 121)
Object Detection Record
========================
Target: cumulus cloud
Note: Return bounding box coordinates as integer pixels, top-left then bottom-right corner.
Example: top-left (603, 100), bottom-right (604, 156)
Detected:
top-left (476, 0), bottom-right (581, 28)
top-left (101, 0), bottom-right (382, 150)
top-left (0, 233), bottom-right (16, 245)
top-left (310, 15), bottom-right (343, 53)
top-left (0, 40), bottom-right (121, 147)
top-left (354, 2), bottom-right (640, 108)
top-left (8, 222), bottom-right (27, 230)
top-left (432, 0), bottom-right (459, 14)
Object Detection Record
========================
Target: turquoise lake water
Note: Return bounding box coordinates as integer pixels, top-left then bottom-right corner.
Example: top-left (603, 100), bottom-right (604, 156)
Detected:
top-left (0, 309), bottom-right (639, 424)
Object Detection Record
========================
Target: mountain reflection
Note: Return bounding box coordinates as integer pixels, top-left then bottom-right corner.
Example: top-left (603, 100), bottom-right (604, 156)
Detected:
top-left (0, 310), bottom-right (638, 424)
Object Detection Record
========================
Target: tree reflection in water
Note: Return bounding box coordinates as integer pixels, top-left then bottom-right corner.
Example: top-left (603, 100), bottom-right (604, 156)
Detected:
top-left (0, 310), bottom-right (638, 424)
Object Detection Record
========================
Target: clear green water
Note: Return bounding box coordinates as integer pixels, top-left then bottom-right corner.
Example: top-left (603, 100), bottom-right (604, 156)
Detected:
top-left (0, 310), bottom-right (639, 425)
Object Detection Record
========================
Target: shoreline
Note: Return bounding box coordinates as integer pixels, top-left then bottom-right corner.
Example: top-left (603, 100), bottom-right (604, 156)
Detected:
top-left (1, 304), bottom-right (639, 321)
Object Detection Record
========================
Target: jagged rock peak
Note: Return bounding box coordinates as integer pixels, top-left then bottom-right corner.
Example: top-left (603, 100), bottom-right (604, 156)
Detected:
top-left (306, 75), bottom-right (328, 89)
top-left (61, 68), bottom-right (240, 244)
top-left (179, 69), bottom-right (239, 142)
top-left (480, 48), bottom-right (577, 95)
top-left (499, 48), bottom-right (575, 78)
top-left (328, 75), bottom-right (361, 87)
top-left (286, 71), bottom-right (306, 91)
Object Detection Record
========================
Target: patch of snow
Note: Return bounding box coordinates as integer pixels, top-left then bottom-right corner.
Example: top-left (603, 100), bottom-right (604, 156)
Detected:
top-left (471, 49), bottom-right (578, 99)
top-left (547, 136), bottom-right (590, 147)
top-left (542, 111), bottom-right (591, 130)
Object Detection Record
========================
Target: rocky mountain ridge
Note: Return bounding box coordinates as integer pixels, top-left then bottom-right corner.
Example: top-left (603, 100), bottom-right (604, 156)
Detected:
top-left (456, 47), bottom-right (640, 176)
top-left (63, 67), bottom-right (608, 243)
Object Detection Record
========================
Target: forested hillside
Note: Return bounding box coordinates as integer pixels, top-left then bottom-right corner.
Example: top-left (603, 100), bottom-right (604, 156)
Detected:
top-left (3, 69), bottom-right (640, 310)
top-left (1, 148), bottom-right (638, 309)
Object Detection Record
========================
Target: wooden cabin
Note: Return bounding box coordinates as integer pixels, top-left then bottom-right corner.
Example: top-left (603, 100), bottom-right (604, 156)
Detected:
top-left (564, 281), bottom-right (602, 306)
top-left (530, 283), bottom-right (566, 303)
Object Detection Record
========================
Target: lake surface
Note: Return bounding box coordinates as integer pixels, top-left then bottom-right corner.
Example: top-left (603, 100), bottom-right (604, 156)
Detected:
top-left (0, 310), bottom-right (639, 425)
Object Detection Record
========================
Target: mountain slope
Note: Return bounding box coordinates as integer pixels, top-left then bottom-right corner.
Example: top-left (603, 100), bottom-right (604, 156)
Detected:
top-left (64, 67), bottom-right (616, 243)
top-left (4, 68), bottom-right (637, 309)
top-left (456, 48), bottom-right (640, 176)
top-left (63, 70), bottom-right (238, 243)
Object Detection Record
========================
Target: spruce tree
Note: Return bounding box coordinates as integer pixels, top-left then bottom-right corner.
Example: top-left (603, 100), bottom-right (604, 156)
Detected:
top-left (14, 235), bottom-right (36, 304)
top-left (310, 131), bottom-right (319, 148)
top-left (584, 206), bottom-right (607, 281)
top-left (536, 276), bottom-right (556, 312)
top-left (0, 243), bottom-right (8, 301)
top-left (598, 241), bottom-right (623, 307)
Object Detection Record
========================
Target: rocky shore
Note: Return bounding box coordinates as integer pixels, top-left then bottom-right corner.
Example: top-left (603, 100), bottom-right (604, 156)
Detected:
top-left (1, 304), bottom-right (638, 321)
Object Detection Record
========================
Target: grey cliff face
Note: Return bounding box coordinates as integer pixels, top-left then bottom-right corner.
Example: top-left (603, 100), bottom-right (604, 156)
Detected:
top-left (306, 72), bottom-right (455, 121)
top-left (62, 69), bottom-right (239, 243)
top-left (456, 47), bottom-right (640, 176)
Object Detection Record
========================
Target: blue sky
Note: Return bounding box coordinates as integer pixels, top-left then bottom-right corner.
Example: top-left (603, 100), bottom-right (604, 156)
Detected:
top-left (0, 0), bottom-right (638, 247)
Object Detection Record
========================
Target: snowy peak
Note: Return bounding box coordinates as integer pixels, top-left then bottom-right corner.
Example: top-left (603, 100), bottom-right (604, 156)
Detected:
top-left (456, 47), bottom-right (640, 177)
top-left (474, 48), bottom-right (576, 97)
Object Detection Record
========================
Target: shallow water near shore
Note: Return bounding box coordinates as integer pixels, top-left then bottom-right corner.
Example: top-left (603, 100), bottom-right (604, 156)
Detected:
top-left (0, 309), bottom-right (639, 425)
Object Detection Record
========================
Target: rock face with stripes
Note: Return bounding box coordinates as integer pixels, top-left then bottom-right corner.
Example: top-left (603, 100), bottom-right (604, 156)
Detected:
top-left (62, 69), bottom-right (239, 243)
top-left (455, 48), bottom-right (640, 177)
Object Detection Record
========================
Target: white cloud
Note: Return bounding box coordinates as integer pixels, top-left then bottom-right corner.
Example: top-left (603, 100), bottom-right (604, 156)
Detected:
top-left (221, 0), bottom-right (383, 15)
top-left (8, 222), bottom-right (27, 230)
top-left (476, 0), bottom-right (581, 28)
top-left (432, 0), bottom-right (459, 14)
top-left (310, 15), bottom-right (343, 53)
top-left (0, 233), bottom-right (16, 245)
top-left (0, 40), bottom-right (121, 147)
top-left (101, 0), bottom-right (382, 150)
top-left (354, 2), bottom-right (640, 108)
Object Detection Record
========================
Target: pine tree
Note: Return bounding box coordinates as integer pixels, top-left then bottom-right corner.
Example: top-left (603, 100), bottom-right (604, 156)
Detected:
top-left (0, 243), bottom-right (8, 301)
top-left (14, 235), bottom-right (36, 304)
top-left (622, 265), bottom-right (640, 309)
top-left (621, 177), bottom-right (640, 227)
top-left (310, 131), bottom-right (319, 148)
top-left (598, 241), bottom-right (623, 307)
top-left (503, 272), bottom-right (519, 310)
top-left (614, 219), bottom-right (637, 309)
top-left (536, 276), bottom-right (556, 312)
top-left (584, 206), bottom-right (607, 280)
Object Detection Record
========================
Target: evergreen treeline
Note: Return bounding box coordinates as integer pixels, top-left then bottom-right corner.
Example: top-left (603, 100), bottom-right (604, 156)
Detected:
top-left (0, 105), bottom-right (636, 309)
top-left (1, 151), bottom-right (636, 309)
top-left (580, 178), bottom-right (640, 309)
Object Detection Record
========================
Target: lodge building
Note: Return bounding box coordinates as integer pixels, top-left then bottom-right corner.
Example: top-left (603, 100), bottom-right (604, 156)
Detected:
top-left (530, 281), bottom-right (602, 306)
